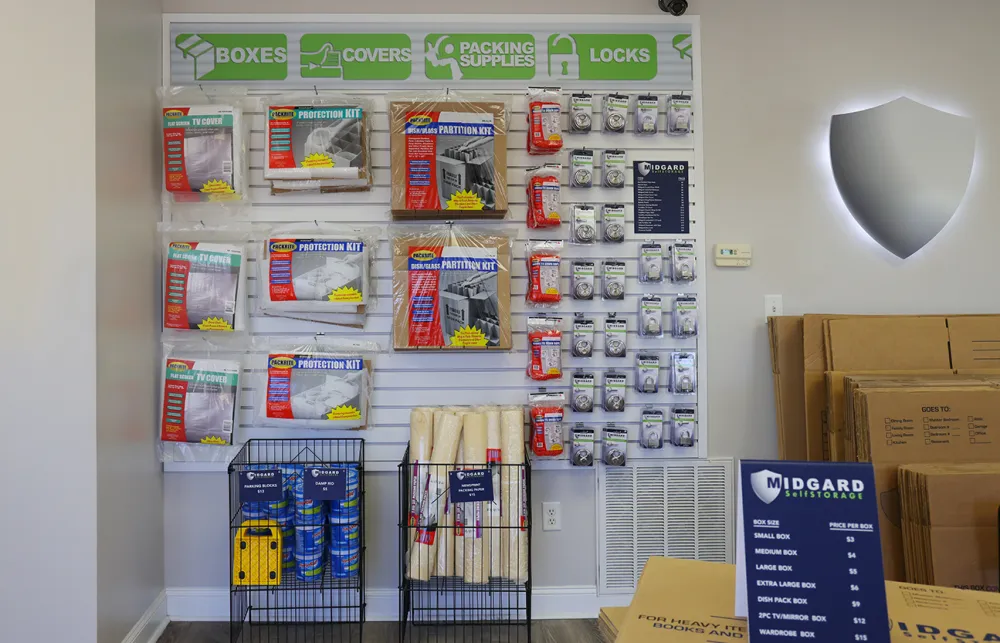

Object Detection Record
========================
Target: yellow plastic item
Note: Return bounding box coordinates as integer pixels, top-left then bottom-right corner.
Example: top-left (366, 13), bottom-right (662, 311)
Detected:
top-left (232, 520), bottom-right (283, 586)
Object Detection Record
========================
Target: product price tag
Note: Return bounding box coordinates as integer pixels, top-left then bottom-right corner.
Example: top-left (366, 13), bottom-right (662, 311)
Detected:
top-left (736, 460), bottom-right (889, 643)
top-left (238, 469), bottom-right (283, 503)
top-left (303, 467), bottom-right (348, 501)
top-left (449, 469), bottom-right (494, 503)
top-left (633, 160), bottom-right (689, 235)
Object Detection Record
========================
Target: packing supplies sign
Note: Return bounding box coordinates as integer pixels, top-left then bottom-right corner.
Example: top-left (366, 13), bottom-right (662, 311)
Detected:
top-left (267, 238), bottom-right (365, 304)
top-left (404, 111), bottom-right (496, 211)
top-left (163, 242), bottom-right (242, 332)
top-left (265, 105), bottom-right (365, 179)
top-left (265, 353), bottom-right (366, 427)
top-left (161, 358), bottom-right (239, 444)
top-left (736, 460), bottom-right (890, 643)
top-left (162, 105), bottom-right (238, 199)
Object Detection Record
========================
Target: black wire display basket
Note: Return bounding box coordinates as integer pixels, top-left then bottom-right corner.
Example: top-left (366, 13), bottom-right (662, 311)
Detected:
top-left (398, 448), bottom-right (532, 643)
top-left (229, 438), bottom-right (365, 643)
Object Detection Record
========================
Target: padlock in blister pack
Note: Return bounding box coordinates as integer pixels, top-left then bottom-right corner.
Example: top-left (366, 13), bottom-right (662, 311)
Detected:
top-left (602, 93), bottom-right (629, 134)
top-left (572, 315), bottom-right (595, 358)
top-left (669, 242), bottom-right (697, 283)
top-left (603, 149), bottom-right (627, 189)
top-left (670, 351), bottom-right (697, 395)
top-left (571, 425), bottom-right (595, 466)
top-left (604, 314), bottom-right (628, 358)
top-left (634, 95), bottom-right (659, 135)
top-left (570, 93), bottom-right (593, 133)
top-left (527, 87), bottom-right (564, 154)
top-left (671, 408), bottom-right (696, 447)
top-left (569, 149), bottom-right (594, 189)
top-left (602, 204), bottom-right (626, 244)
top-left (673, 296), bottom-right (698, 338)
top-left (603, 260), bottom-right (626, 301)
top-left (603, 371), bottom-right (627, 413)
top-left (571, 205), bottom-right (597, 245)
top-left (527, 316), bottom-right (563, 381)
top-left (526, 240), bottom-right (563, 306)
top-left (635, 353), bottom-right (660, 394)
top-left (571, 261), bottom-right (595, 301)
top-left (639, 242), bottom-right (664, 283)
top-left (571, 371), bottom-right (596, 413)
top-left (639, 295), bottom-right (663, 338)
top-left (667, 94), bottom-right (693, 136)
top-left (640, 408), bottom-right (665, 449)
top-left (602, 425), bottom-right (628, 466)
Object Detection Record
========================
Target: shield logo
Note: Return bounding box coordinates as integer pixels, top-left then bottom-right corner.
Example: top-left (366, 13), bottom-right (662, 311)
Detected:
top-left (750, 469), bottom-right (783, 505)
top-left (829, 97), bottom-right (975, 258)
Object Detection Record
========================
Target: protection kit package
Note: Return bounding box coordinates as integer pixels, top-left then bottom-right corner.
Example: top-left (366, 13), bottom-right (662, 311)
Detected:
top-left (526, 316), bottom-right (563, 381)
top-left (570, 426), bottom-right (595, 466)
top-left (571, 372), bottom-right (595, 413)
top-left (602, 426), bottom-right (628, 466)
top-left (525, 165), bottom-right (562, 229)
top-left (526, 87), bottom-right (563, 154)
top-left (529, 391), bottom-right (565, 457)
top-left (572, 316), bottom-right (595, 358)
top-left (391, 225), bottom-right (513, 350)
top-left (390, 92), bottom-right (509, 217)
top-left (255, 338), bottom-right (378, 430)
top-left (526, 240), bottom-right (563, 306)
top-left (602, 204), bottom-right (626, 243)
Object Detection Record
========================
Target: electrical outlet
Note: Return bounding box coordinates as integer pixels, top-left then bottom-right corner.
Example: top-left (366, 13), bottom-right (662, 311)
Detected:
top-left (542, 502), bottom-right (562, 531)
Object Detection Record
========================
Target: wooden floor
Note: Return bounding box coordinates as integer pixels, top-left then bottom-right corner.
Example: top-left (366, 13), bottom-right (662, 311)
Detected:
top-left (159, 620), bottom-right (603, 643)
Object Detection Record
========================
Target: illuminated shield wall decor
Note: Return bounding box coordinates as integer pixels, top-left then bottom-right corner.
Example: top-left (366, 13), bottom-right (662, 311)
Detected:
top-left (829, 97), bottom-right (975, 258)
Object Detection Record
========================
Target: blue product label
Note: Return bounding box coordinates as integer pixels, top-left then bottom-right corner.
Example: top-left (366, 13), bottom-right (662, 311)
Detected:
top-left (403, 121), bottom-right (494, 136)
top-left (407, 255), bottom-right (500, 273)
top-left (449, 469), bottom-right (495, 503)
top-left (269, 239), bottom-right (364, 254)
top-left (238, 470), bottom-right (283, 503)
top-left (304, 467), bottom-right (348, 501)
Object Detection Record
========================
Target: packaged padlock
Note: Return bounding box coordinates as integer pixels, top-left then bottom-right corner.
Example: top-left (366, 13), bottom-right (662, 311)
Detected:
top-left (571, 261), bottom-right (595, 301)
top-left (639, 295), bottom-right (664, 338)
top-left (571, 205), bottom-right (597, 245)
top-left (526, 240), bottom-right (563, 306)
top-left (635, 353), bottom-right (660, 394)
top-left (639, 242), bottom-right (664, 283)
top-left (602, 204), bottom-right (626, 244)
top-left (603, 372), bottom-right (627, 413)
top-left (669, 242), bottom-right (697, 283)
top-left (572, 315), bottom-right (595, 358)
top-left (571, 426), bottom-right (595, 466)
top-left (529, 390), bottom-right (566, 457)
top-left (667, 94), bottom-right (693, 136)
top-left (640, 409), bottom-right (665, 449)
top-left (670, 351), bottom-right (697, 395)
top-left (603, 150), bottom-right (627, 189)
top-left (526, 165), bottom-right (562, 228)
top-left (527, 87), bottom-right (564, 154)
top-left (527, 316), bottom-right (563, 381)
top-left (673, 296), bottom-right (698, 338)
top-left (570, 93), bottom-right (593, 133)
top-left (604, 314), bottom-right (628, 358)
top-left (602, 93), bottom-right (629, 134)
top-left (603, 426), bottom-right (628, 466)
top-left (671, 408), bottom-right (696, 447)
top-left (571, 371), bottom-right (596, 413)
top-left (603, 260), bottom-right (626, 301)
top-left (569, 149), bottom-right (594, 189)
top-left (634, 95), bottom-right (659, 135)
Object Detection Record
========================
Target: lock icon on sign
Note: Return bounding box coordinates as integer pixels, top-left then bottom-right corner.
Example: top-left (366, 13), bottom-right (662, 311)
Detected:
top-left (547, 34), bottom-right (579, 79)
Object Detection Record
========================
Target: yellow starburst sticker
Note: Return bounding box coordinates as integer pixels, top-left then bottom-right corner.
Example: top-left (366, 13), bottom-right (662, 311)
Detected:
top-left (329, 287), bottom-right (363, 303)
top-left (445, 190), bottom-right (485, 210)
top-left (450, 325), bottom-right (489, 347)
top-left (197, 317), bottom-right (234, 331)
top-left (301, 153), bottom-right (334, 169)
top-left (327, 405), bottom-right (361, 421)
top-left (200, 179), bottom-right (239, 202)
top-left (200, 436), bottom-right (230, 445)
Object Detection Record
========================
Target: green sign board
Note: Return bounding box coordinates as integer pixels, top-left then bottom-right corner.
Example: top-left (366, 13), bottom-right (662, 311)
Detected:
top-left (424, 34), bottom-right (536, 80)
top-left (300, 34), bottom-right (412, 80)
top-left (175, 33), bottom-right (288, 81)
top-left (549, 33), bottom-right (659, 81)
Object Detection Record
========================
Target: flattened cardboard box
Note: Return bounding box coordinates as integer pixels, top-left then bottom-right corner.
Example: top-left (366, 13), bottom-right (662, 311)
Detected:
top-left (768, 316), bottom-right (806, 460)
top-left (950, 316), bottom-right (1000, 369)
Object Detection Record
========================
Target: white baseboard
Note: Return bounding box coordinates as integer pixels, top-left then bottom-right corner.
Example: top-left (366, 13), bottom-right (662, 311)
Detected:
top-left (167, 585), bottom-right (631, 622)
top-left (122, 590), bottom-right (169, 643)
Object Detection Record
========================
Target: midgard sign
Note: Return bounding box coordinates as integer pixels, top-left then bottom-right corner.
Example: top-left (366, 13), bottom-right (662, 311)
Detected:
top-left (167, 18), bottom-right (695, 88)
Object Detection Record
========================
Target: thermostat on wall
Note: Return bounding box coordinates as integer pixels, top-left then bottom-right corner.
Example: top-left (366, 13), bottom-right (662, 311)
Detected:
top-left (714, 244), bottom-right (752, 267)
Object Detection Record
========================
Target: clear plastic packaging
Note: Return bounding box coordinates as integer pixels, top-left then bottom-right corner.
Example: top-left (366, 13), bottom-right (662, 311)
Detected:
top-left (159, 87), bottom-right (251, 206)
top-left (603, 372), bottom-right (627, 413)
top-left (526, 240), bottom-right (563, 306)
top-left (571, 371), bottom-right (595, 413)
top-left (639, 295), bottom-right (664, 338)
top-left (254, 337), bottom-right (380, 429)
top-left (603, 150), bottom-right (627, 189)
top-left (569, 150), bottom-right (594, 188)
top-left (158, 338), bottom-right (247, 463)
top-left (571, 205), bottom-right (597, 245)
top-left (570, 426), bottom-right (595, 466)
top-left (604, 314), bottom-right (628, 358)
top-left (602, 204), bottom-right (626, 244)
top-left (571, 261), bottom-right (595, 301)
top-left (639, 242), bottom-right (664, 283)
top-left (640, 409), bottom-right (665, 449)
top-left (670, 351), bottom-right (697, 395)
top-left (389, 91), bottom-right (510, 216)
top-left (529, 391), bottom-right (566, 457)
top-left (603, 94), bottom-right (629, 134)
top-left (673, 296), bottom-right (699, 338)
top-left (159, 223), bottom-right (260, 337)
top-left (572, 315), bottom-right (595, 358)
top-left (603, 260), bottom-right (626, 301)
top-left (603, 426), bottom-right (628, 466)
top-left (527, 87), bottom-right (564, 154)
top-left (634, 95), bottom-right (659, 135)
top-left (635, 353), bottom-right (660, 394)
top-left (257, 225), bottom-right (379, 327)
top-left (671, 408), bottom-right (697, 447)
top-left (570, 93), bottom-right (593, 133)
top-left (527, 316), bottom-right (563, 381)
top-left (670, 242), bottom-right (697, 283)
top-left (526, 165), bottom-right (562, 228)
top-left (667, 94), bottom-right (693, 136)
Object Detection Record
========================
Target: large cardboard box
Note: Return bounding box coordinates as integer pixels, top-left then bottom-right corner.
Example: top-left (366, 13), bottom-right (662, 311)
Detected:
top-left (948, 316), bottom-right (1000, 369)
top-left (899, 463), bottom-right (1000, 592)
top-left (768, 316), bottom-right (807, 460)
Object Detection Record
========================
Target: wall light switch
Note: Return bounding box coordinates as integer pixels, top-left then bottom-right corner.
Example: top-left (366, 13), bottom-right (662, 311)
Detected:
top-left (765, 295), bottom-right (783, 319)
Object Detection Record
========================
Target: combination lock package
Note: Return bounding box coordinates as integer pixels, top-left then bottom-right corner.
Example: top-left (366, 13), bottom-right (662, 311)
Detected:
top-left (604, 315), bottom-right (628, 358)
top-left (526, 165), bottom-right (562, 228)
top-left (634, 95), bottom-right (659, 135)
top-left (572, 316), bottom-right (595, 358)
top-left (667, 95), bottom-right (693, 136)
top-left (670, 242), bottom-right (697, 283)
top-left (572, 261), bottom-right (595, 301)
top-left (603, 150), bottom-right (627, 189)
top-left (673, 296), bottom-right (699, 338)
top-left (671, 408), bottom-right (696, 447)
top-left (640, 409), bottom-right (664, 449)
top-left (602, 93), bottom-right (629, 134)
top-left (527, 86), bottom-right (564, 155)
top-left (570, 93), bottom-right (593, 133)
top-left (670, 351), bottom-right (697, 395)
top-left (639, 295), bottom-right (664, 338)
top-left (571, 372), bottom-right (596, 413)
top-left (603, 260), bottom-right (626, 301)
top-left (571, 426), bottom-right (595, 467)
top-left (527, 316), bottom-right (563, 381)
top-left (603, 372), bottom-right (627, 413)
top-left (529, 391), bottom-right (566, 457)
top-left (256, 339), bottom-right (378, 430)
top-left (603, 426), bottom-right (628, 466)
top-left (390, 92), bottom-right (509, 217)
top-left (635, 353), bottom-right (660, 394)
top-left (572, 205), bottom-right (597, 245)
top-left (639, 242), bottom-right (664, 283)
top-left (602, 204), bottom-right (626, 243)
top-left (569, 149), bottom-right (594, 188)
top-left (526, 240), bottom-right (563, 306)
top-left (391, 225), bottom-right (513, 350)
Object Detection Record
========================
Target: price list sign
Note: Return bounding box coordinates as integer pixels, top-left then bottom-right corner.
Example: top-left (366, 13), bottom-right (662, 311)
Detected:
top-left (736, 461), bottom-right (889, 643)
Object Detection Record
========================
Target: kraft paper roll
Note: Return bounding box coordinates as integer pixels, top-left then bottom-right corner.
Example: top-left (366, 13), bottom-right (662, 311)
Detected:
top-left (500, 406), bottom-right (528, 583)
top-left (462, 412), bottom-right (489, 584)
top-left (408, 408), bottom-right (434, 544)
top-left (437, 444), bottom-right (461, 577)
top-left (408, 412), bottom-right (462, 581)
top-left (482, 407), bottom-right (502, 577)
